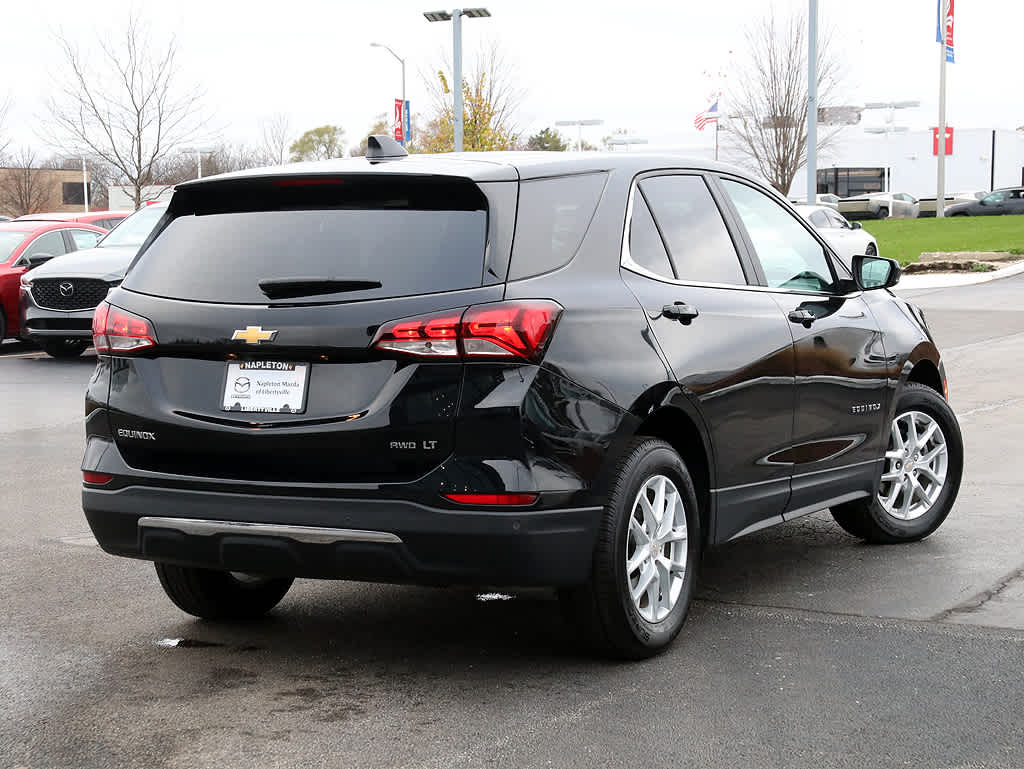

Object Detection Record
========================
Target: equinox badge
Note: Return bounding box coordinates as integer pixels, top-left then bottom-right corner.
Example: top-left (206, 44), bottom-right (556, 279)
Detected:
top-left (231, 326), bottom-right (278, 344)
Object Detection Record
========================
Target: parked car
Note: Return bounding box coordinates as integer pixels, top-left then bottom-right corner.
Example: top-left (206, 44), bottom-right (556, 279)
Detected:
top-left (917, 191), bottom-right (987, 218)
top-left (840, 192), bottom-right (919, 220)
top-left (945, 187), bottom-right (1024, 216)
top-left (794, 204), bottom-right (879, 266)
top-left (18, 203), bottom-right (167, 357)
top-left (816, 193), bottom-right (840, 210)
top-left (13, 210), bottom-right (131, 230)
top-left (0, 215), bottom-right (11, 223)
top-left (82, 138), bottom-right (963, 659)
top-left (0, 221), bottom-right (107, 342)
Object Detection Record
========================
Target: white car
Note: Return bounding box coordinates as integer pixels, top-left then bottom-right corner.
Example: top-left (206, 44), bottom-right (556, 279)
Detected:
top-left (795, 204), bottom-right (879, 268)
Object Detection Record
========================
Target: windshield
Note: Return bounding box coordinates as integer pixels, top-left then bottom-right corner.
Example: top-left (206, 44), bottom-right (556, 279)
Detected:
top-left (0, 231), bottom-right (31, 263)
top-left (98, 205), bottom-right (166, 248)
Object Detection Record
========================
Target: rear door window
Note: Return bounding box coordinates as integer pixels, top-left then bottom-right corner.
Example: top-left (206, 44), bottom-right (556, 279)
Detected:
top-left (637, 175), bottom-right (747, 285)
top-left (69, 229), bottom-right (101, 250)
top-left (123, 180), bottom-right (489, 304)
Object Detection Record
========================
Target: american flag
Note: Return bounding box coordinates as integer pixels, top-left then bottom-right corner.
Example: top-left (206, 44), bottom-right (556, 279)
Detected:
top-left (694, 100), bottom-right (720, 131)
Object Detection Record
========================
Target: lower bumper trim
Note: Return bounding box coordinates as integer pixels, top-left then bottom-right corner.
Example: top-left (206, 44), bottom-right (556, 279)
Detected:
top-left (138, 516), bottom-right (403, 545)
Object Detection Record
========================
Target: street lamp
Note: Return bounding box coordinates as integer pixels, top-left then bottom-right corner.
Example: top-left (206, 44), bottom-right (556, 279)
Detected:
top-left (371, 42), bottom-right (406, 144)
top-left (555, 119), bottom-right (604, 151)
top-left (607, 136), bottom-right (648, 152)
top-left (423, 7), bottom-right (491, 152)
top-left (181, 146), bottom-right (216, 179)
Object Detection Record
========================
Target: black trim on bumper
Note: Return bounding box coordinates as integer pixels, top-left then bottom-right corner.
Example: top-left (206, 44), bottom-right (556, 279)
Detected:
top-left (83, 485), bottom-right (602, 586)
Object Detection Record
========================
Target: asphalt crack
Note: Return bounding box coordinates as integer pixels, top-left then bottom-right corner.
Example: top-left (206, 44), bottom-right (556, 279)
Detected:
top-left (931, 566), bottom-right (1024, 621)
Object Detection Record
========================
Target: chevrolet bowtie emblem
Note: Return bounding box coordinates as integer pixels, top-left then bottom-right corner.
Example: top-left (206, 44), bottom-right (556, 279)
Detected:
top-left (231, 326), bottom-right (278, 344)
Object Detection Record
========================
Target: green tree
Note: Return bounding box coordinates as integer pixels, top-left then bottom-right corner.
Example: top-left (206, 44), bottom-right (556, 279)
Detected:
top-left (289, 125), bottom-right (346, 162)
top-left (349, 114), bottom-right (391, 157)
top-left (525, 127), bottom-right (569, 151)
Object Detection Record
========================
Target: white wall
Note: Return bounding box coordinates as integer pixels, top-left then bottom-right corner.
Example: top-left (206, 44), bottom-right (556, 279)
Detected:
top-left (788, 128), bottom-right (1024, 199)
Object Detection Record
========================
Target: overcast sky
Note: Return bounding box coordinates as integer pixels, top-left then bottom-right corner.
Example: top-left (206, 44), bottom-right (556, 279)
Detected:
top-left (2, 0), bottom-right (1020, 155)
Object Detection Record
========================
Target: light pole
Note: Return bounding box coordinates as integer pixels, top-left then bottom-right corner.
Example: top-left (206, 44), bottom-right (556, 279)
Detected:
top-left (806, 0), bottom-right (817, 204)
top-left (371, 42), bottom-right (406, 144)
top-left (555, 119), bottom-right (604, 151)
top-left (607, 137), bottom-right (648, 152)
top-left (424, 8), bottom-right (491, 152)
top-left (181, 146), bottom-right (216, 179)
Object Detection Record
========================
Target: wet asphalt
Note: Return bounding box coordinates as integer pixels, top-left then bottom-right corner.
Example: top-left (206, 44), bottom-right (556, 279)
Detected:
top-left (1, 275), bottom-right (1022, 769)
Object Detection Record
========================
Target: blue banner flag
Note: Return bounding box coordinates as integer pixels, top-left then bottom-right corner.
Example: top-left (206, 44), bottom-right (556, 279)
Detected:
top-left (936, 0), bottom-right (955, 63)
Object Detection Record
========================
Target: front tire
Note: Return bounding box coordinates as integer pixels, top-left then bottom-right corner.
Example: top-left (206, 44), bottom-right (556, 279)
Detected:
top-left (876, 206), bottom-right (890, 220)
top-left (560, 438), bottom-right (701, 659)
top-left (155, 563), bottom-right (293, 619)
top-left (40, 338), bottom-right (88, 358)
top-left (865, 243), bottom-right (878, 256)
top-left (831, 383), bottom-right (963, 543)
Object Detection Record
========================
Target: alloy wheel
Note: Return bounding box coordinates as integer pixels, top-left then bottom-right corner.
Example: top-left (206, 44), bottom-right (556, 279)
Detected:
top-left (878, 410), bottom-right (949, 521)
top-left (625, 474), bottom-right (688, 622)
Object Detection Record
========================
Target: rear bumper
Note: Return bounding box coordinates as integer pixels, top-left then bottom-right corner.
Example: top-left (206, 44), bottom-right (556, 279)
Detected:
top-left (83, 485), bottom-right (602, 586)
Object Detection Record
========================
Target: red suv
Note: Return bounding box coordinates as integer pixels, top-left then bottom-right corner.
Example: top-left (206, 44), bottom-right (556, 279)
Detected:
top-left (0, 221), bottom-right (107, 341)
top-left (13, 210), bottom-right (130, 231)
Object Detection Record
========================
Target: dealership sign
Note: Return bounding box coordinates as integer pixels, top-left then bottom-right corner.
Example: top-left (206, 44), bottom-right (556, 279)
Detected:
top-left (932, 126), bottom-right (954, 156)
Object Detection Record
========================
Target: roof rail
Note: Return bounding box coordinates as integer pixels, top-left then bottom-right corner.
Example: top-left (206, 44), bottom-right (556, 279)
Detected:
top-left (366, 134), bottom-right (409, 162)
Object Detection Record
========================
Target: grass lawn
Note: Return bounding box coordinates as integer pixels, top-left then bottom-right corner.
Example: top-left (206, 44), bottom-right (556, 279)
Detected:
top-left (861, 216), bottom-right (1024, 265)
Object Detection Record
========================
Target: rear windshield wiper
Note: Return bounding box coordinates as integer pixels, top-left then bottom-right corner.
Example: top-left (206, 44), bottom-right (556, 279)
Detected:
top-left (258, 277), bottom-right (382, 300)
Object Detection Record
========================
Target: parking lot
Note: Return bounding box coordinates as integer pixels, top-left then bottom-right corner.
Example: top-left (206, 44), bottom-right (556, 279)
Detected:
top-left (2, 274), bottom-right (1023, 769)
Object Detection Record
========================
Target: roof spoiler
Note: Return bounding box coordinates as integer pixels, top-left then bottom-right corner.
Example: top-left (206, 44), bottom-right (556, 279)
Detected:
top-left (366, 134), bottom-right (408, 162)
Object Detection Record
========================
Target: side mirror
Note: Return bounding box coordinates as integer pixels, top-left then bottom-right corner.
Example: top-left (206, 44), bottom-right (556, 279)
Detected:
top-left (850, 221), bottom-right (863, 230)
top-left (26, 253), bottom-right (55, 267)
top-left (852, 254), bottom-right (900, 291)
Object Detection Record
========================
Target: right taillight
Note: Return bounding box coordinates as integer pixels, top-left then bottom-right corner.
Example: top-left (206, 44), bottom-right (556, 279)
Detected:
top-left (373, 300), bottom-right (562, 362)
top-left (92, 301), bottom-right (157, 354)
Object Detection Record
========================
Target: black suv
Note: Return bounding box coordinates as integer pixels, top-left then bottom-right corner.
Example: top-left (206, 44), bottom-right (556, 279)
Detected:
top-left (83, 137), bottom-right (963, 658)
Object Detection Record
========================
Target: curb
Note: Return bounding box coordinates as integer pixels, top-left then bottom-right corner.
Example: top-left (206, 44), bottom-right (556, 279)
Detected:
top-left (897, 260), bottom-right (1024, 290)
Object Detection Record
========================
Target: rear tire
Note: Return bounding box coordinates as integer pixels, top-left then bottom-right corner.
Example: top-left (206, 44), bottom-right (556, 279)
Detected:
top-left (40, 338), bottom-right (88, 358)
top-left (559, 438), bottom-right (701, 659)
top-left (831, 383), bottom-right (962, 544)
top-left (154, 563), bottom-right (293, 619)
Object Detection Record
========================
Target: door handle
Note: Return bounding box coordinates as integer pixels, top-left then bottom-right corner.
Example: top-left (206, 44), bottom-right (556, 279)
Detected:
top-left (662, 302), bottom-right (699, 324)
top-left (788, 308), bottom-right (816, 328)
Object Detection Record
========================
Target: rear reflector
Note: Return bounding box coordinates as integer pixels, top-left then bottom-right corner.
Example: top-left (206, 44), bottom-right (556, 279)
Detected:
top-left (444, 493), bottom-right (538, 506)
top-left (374, 300), bottom-right (562, 362)
top-left (93, 302), bottom-right (157, 354)
top-left (83, 471), bottom-right (113, 485)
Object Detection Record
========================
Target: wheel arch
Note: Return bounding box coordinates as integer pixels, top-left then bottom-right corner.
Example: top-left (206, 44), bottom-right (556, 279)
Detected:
top-left (627, 388), bottom-right (716, 544)
top-left (906, 358), bottom-right (944, 397)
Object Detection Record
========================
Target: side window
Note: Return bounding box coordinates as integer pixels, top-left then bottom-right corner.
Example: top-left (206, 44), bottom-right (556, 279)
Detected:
top-left (70, 229), bottom-right (101, 250)
top-left (809, 210), bottom-right (830, 228)
top-left (508, 173), bottom-right (607, 280)
top-left (825, 210), bottom-right (849, 229)
top-left (20, 230), bottom-right (68, 263)
top-left (721, 179), bottom-right (837, 293)
top-left (637, 175), bottom-right (747, 285)
top-left (627, 192), bottom-right (674, 279)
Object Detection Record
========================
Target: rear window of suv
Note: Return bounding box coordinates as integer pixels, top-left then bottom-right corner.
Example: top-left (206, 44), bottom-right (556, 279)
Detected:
top-left (123, 177), bottom-right (488, 304)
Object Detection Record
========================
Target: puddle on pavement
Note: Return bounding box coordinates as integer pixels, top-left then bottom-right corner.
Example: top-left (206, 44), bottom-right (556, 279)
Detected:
top-left (155, 637), bottom-right (225, 649)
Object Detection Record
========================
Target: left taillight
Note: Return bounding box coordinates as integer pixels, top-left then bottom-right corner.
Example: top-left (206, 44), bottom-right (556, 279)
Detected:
top-left (373, 300), bottom-right (562, 362)
top-left (92, 301), bottom-right (157, 354)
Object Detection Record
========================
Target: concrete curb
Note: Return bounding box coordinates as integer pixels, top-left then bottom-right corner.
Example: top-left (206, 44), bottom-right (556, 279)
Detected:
top-left (897, 260), bottom-right (1024, 290)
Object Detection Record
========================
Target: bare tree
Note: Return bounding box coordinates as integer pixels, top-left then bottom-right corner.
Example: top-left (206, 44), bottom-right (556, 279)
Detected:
top-left (46, 14), bottom-right (208, 209)
top-left (726, 9), bottom-right (842, 194)
top-left (416, 43), bottom-right (523, 152)
top-left (260, 113), bottom-right (292, 165)
top-left (0, 147), bottom-right (58, 217)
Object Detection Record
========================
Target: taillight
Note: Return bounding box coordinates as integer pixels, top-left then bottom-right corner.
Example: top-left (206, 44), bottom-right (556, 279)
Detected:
top-left (444, 493), bottom-right (538, 506)
top-left (373, 300), bottom-right (562, 362)
top-left (92, 301), bottom-right (157, 354)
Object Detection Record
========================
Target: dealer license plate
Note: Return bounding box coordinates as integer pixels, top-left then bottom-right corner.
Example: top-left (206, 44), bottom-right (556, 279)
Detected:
top-left (222, 361), bottom-right (310, 414)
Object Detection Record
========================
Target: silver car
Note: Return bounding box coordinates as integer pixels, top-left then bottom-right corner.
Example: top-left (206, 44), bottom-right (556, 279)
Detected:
top-left (795, 204), bottom-right (879, 268)
top-left (18, 204), bottom-right (167, 358)
top-left (839, 192), bottom-right (919, 220)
